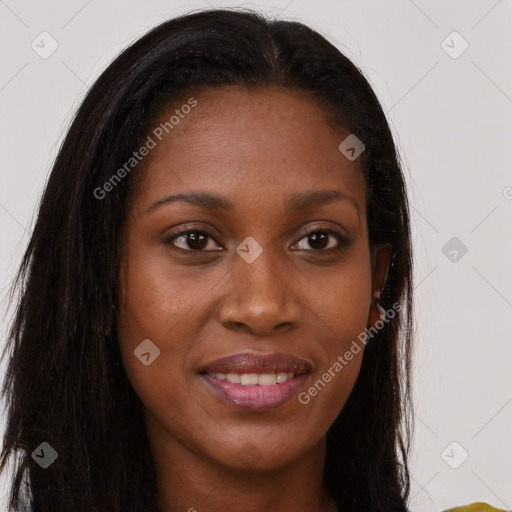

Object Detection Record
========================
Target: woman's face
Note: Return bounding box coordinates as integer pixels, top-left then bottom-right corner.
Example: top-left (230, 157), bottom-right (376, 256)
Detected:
top-left (117, 85), bottom-right (390, 471)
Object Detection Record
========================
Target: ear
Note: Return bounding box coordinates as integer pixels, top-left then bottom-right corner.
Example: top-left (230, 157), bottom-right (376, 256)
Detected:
top-left (370, 242), bottom-right (392, 300)
top-left (368, 242), bottom-right (392, 328)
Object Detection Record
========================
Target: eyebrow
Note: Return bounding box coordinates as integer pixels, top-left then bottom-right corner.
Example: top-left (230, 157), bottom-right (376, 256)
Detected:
top-left (145, 189), bottom-right (360, 217)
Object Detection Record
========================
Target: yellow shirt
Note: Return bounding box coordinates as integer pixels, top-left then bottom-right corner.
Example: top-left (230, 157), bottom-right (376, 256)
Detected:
top-left (443, 503), bottom-right (509, 512)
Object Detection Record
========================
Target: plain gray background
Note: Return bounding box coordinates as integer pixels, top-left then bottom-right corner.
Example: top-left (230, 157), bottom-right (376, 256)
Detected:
top-left (1, 1), bottom-right (511, 510)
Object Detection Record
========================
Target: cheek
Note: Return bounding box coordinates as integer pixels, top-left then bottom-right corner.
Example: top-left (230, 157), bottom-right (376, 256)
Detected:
top-left (116, 247), bottom-right (201, 411)
top-left (300, 252), bottom-right (370, 408)
top-left (118, 245), bottom-right (203, 341)
top-left (307, 255), bottom-right (372, 344)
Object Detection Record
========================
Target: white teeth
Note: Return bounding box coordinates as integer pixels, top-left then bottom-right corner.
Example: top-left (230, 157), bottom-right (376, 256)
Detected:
top-left (225, 373), bottom-right (240, 383)
top-left (276, 372), bottom-right (288, 383)
top-left (257, 373), bottom-right (278, 386)
top-left (209, 372), bottom-right (297, 385)
top-left (240, 374), bottom-right (259, 385)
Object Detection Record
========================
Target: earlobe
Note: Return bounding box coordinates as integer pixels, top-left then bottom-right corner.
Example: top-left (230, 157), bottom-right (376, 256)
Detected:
top-left (367, 295), bottom-right (386, 329)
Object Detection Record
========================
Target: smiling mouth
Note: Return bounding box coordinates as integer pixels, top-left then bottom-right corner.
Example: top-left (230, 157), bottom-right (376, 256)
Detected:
top-left (198, 371), bottom-right (310, 411)
top-left (200, 371), bottom-right (298, 386)
top-left (197, 351), bottom-right (312, 410)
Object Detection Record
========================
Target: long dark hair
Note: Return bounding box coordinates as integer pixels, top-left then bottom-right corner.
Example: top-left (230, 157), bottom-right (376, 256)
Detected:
top-left (1, 8), bottom-right (414, 512)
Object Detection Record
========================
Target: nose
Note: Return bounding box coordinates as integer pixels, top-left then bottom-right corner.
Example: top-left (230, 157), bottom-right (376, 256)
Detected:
top-left (217, 247), bottom-right (302, 337)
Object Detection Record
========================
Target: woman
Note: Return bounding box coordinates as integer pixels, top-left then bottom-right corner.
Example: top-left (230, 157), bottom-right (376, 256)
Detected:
top-left (0, 8), bottom-right (506, 512)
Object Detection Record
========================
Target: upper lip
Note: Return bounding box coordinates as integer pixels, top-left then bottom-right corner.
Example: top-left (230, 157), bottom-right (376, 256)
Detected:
top-left (199, 352), bottom-right (312, 375)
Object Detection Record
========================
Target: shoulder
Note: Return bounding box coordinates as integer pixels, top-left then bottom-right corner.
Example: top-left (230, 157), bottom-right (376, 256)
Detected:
top-left (442, 503), bottom-right (509, 512)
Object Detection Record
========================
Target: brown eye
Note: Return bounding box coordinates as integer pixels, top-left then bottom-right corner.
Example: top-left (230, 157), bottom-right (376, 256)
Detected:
top-left (291, 229), bottom-right (353, 253)
top-left (165, 230), bottom-right (223, 252)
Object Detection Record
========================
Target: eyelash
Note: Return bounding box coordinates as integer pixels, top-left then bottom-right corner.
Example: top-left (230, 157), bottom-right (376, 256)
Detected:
top-left (163, 226), bottom-right (353, 256)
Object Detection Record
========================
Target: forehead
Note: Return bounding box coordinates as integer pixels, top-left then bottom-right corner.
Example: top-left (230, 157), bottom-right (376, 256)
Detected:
top-left (133, 85), bottom-right (366, 216)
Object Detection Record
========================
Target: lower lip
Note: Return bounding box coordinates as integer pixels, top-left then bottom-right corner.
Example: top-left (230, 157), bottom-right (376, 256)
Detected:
top-left (200, 373), bottom-right (309, 411)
